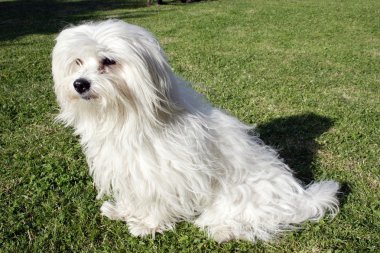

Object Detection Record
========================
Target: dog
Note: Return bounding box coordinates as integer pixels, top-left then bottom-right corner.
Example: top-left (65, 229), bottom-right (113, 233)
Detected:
top-left (52, 19), bottom-right (339, 242)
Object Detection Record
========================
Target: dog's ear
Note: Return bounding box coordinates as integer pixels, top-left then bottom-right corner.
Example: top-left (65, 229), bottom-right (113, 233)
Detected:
top-left (135, 47), bottom-right (179, 123)
top-left (119, 28), bottom-right (180, 124)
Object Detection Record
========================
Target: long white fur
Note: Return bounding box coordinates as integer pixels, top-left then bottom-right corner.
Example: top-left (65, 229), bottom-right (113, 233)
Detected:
top-left (52, 19), bottom-right (339, 242)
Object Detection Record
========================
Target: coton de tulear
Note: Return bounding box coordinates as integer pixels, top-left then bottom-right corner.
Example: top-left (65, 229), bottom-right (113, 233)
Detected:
top-left (52, 20), bottom-right (339, 243)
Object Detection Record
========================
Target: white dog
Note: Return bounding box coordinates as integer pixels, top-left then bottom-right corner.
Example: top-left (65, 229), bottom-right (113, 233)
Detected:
top-left (52, 20), bottom-right (339, 242)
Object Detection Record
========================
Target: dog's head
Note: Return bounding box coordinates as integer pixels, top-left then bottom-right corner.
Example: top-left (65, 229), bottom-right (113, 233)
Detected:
top-left (52, 20), bottom-right (178, 126)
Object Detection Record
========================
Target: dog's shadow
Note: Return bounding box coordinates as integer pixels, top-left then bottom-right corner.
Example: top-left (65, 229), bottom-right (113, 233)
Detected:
top-left (255, 113), bottom-right (333, 185)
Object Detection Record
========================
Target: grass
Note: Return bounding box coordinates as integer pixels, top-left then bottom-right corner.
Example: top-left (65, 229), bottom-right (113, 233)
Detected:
top-left (1, 0), bottom-right (379, 251)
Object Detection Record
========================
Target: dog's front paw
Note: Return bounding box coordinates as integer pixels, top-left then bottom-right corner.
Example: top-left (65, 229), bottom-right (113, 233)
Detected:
top-left (100, 201), bottom-right (126, 221)
top-left (127, 219), bottom-right (174, 239)
top-left (128, 223), bottom-right (163, 238)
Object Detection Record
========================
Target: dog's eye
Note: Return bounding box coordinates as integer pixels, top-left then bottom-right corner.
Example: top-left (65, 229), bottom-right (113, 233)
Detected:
top-left (102, 58), bottom-right (116, 66)
top-left (75, 58), bottom-right (83, 66)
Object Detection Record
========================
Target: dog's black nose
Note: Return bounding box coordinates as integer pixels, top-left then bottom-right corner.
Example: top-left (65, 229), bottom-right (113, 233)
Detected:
top-left (73, 78), bottom-right (91, 94)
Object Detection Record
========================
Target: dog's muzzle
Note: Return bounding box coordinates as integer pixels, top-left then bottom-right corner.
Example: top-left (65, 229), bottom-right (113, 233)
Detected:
top-left (73, 78), bottom-right (91, 94)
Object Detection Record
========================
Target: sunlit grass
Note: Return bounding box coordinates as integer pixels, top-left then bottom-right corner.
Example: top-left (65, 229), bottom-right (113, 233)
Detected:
top-left (1, 0), bottom-right (379, 252)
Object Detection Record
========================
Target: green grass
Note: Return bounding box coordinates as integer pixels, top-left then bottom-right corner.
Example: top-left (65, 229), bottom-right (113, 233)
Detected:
top-left (1, 0), bottom-right (379, 252)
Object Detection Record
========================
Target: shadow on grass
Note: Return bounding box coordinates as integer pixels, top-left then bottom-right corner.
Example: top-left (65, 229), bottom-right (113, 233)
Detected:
top-left (257, 112), bottom-right (352, 206)
top-left (0, 0), bottom-right (214, 41)
top-left (256, 113), bottom-right (334, 185)
top-left (0, 0), bottom-right (152, 41)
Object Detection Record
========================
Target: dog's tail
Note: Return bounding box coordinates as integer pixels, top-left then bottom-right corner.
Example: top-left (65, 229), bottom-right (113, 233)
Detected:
top-left (302, 180), bottom-right (340, 221)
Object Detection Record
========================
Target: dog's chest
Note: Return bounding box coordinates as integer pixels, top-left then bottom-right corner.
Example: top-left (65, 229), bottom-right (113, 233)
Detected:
top-left (85, 135), bottom-right (159, 193)
top-left (84, 131), bottom-right (213, 205)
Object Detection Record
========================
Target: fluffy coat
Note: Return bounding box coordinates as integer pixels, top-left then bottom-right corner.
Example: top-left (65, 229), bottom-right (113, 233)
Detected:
top-left (52, 20), bottom-right (339, 242)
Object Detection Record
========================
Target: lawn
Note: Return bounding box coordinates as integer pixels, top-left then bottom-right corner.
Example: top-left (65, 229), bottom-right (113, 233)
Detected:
top-left (0, 0), bottom-right (379, 252)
